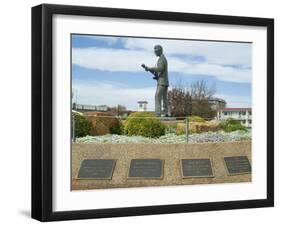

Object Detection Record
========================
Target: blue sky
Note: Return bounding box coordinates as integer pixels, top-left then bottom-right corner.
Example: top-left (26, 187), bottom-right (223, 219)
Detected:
top-left (72, 34), bottom-right (252, 111)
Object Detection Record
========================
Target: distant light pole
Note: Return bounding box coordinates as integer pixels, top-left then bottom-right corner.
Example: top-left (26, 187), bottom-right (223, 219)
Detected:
top-left (185, 116), bottom-right (189, 143)
top-left (72, 88), bottom-right (78, 109)
top-left (72, 89), bottom-right (78, 142)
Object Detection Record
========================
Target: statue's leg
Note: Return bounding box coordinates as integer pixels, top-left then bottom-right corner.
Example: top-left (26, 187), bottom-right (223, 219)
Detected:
top-left (162, 86), bottom-right (168, 116)
top-left (155, 85), bottom-right (161, 116)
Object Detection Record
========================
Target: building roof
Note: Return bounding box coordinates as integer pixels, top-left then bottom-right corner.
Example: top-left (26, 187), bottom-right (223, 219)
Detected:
top-left (192, 97), bottom-right (226, 104)
top-left (208, 97), bottom-right (227, 103)
top-left (222, 108), bottom-right (252, 111)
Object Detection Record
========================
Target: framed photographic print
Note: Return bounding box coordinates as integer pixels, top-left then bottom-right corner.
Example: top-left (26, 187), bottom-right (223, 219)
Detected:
top-left (32, 4), bottom-right (274, 221)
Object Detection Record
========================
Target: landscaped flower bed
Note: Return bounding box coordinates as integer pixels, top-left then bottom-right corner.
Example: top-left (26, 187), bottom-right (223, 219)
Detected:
top-left (76, 130), bottom-right (251, 144)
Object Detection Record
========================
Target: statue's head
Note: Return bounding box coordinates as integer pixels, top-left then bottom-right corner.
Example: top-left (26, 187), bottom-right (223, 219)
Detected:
top-left (154, 45), bottom-right (163, 56)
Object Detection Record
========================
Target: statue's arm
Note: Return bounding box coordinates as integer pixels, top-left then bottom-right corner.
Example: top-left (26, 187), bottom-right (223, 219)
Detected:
top-left (141, 64), bottom-right (158, 80)
top-left (149, 58), bottom-right (165, 73)
top-left (141, 64), bottom-right (158, 76)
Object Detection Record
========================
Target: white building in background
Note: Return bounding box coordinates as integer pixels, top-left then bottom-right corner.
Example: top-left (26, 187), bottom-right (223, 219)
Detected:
top-left (217, 108), bottom-right (252, 127)
top-left (208, 97), bottom-right (226, 111)
top-left (137, 101), bottom-right (148, 112)
top-left (74, 104), bottom-right (108, 112)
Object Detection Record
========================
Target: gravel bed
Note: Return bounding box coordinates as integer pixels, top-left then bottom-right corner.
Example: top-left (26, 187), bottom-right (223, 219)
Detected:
top-left (76, 130), bottom-right (251, 144)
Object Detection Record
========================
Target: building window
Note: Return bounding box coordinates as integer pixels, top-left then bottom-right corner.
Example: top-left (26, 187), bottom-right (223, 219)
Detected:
top-left (242, 111), bottom-right (246, 115)
top-left (242, 120), bottom-right (246, 124)
top-left (238, 112), bottom-right (241, 118)
top-left (249, 120), bottom-right (252, 124)
top-left (249, 111), bottom-right (252, 115)
top-left (224, 112), bottom-right (227, 115)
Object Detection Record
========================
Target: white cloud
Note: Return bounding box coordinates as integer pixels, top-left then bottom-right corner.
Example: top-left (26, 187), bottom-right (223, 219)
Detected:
top-left (216, 93), bottom-right (251, 108)
top-left (73, 80), bottom-right (251, 110)
top-left (72, 36), bottom-right (252, 108)
top-left (123, 38), bottom-right (252, 67)
top-left (73, 47), bottom-right (154, 72)
top-left (73, 80), bottom-right (155, 111)
top-left (72, 44), bottom-right (251, 83)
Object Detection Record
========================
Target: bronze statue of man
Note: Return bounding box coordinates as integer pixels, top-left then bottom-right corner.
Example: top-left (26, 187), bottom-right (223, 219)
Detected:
top-left (141, 45), bottom-right (169, 117)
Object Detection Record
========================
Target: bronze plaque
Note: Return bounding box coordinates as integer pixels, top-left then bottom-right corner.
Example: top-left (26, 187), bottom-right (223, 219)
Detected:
top-left (181, 159), bottom-right (214, 178)
top-left (224, 156), bottom-right (251, 175)
top-left (77, 159), bottom-right (116, 179)
top-left (128, 159), bottom-right (163, 179)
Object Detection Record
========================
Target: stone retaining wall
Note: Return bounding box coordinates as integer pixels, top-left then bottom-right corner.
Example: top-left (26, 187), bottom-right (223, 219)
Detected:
top-left (72, 141), bottom-right (251, 190)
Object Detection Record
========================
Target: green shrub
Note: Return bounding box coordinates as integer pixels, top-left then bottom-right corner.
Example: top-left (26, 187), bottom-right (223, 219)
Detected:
top-left (124, 112), bottom-right (166, 138)
top-left (189, 115), bottom-right (206, 123)
top-left (219, 118), bottom-right (247, 132)
top-left (110, 120), bottom-right (124, 135)
top-left (74, 113), bottom-right (92, 137)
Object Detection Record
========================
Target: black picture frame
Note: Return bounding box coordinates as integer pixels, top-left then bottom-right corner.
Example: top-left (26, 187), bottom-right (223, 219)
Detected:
top-left (32, 4), bottom-right (274, 222)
